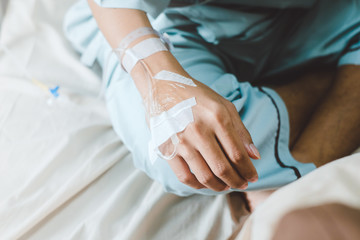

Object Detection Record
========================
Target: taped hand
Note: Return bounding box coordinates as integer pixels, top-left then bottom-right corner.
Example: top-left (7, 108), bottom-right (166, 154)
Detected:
top-left (146, 67), bottom-right (261, 192)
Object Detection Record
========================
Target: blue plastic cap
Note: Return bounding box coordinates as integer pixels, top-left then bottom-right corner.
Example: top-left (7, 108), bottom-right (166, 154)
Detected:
top-left (49, 86), bottom-right (60, 98)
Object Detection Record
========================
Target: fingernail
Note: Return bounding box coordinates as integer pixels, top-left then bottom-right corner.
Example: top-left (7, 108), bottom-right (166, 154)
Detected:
top-left (249, 143), bottom-right (261, 159)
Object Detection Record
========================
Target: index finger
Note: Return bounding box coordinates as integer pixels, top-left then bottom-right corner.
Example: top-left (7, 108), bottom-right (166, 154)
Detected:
top-left (213, 108), bottom-right (258, 183)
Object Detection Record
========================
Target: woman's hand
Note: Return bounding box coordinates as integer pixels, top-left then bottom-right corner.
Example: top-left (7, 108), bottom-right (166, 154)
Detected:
top-left (149, 75), bottom-right (260, 191)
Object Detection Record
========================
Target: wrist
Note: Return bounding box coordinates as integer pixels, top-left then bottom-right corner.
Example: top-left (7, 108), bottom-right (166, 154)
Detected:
top-left (115, 28), bottom-right (191, 99)
top-left (130, 51), bottom-right (190, 98)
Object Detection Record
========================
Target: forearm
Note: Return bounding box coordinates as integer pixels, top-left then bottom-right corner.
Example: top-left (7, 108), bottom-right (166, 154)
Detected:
top-left (88, 0), bottom-right (152, 48)
top-left (292, 65), bottom-right (360, 166)
top-left (88, 0), bottom-right (189, 97)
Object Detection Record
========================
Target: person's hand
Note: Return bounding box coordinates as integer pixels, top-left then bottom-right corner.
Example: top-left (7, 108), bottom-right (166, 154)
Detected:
top-left (149, 75), bottom-right (261, 191)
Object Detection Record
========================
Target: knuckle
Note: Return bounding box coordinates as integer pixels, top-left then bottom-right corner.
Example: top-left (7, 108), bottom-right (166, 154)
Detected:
top-left (209, 101), bottom-right (222, 112)
top-left (214, 185), bottom-right (227, 192)
top-left (231, 149), bottom-right (245, 163)
top-left (213, 112), bottom-right (232, 128)
top-left (178, 144), bottom-right (191, 159)
top-left (192, 184), bottom-right (203, 190)
top-left (239, 165), bottom-right (256, 180)
top-left (213, 112), bottom-right (225, 124)
top-left (233, 180), bottom-right (247, 189)
top-left (199, 174), bottom-right (213, 185)
top-left (176, 132), bottom-right (187, 145)
top-left (177, 173), bottom-right (193, 185)
top-left (243, 171), bottom-right (256, 180)
top-left (213, 163), bottom-right (230, 178)
top-left (189, 121), bottom-right (203, 136)
top-left (181, 150), bottom-right (191, 160)
top-left (201, 142), bottom-right (212, 153)
top-left (210, 104), bottom-right (224, 119)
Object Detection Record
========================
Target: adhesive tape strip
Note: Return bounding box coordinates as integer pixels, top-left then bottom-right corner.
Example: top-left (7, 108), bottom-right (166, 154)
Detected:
top-left (119, 27), bottom-right (157, 50)
top-left (150, 97), bottom-right (197, 147)
top-left (121, 38), bottom-right (168, 73)
top-left (148, 97), bottom-right (197, 164)
top-left (153, 70), bottom-right (197, 87)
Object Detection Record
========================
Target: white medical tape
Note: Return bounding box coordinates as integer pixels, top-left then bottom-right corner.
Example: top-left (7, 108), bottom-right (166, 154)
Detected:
top-left (119, 27), bottom-right (158, 50)
top-left (121, 38), bottom-right (168, 73)
top-left (150, 97), bottom-right (197, 146)
top-left (153, 70), bottom-right (197, 87)
top-left (148, 97), bottom-right (197, 164)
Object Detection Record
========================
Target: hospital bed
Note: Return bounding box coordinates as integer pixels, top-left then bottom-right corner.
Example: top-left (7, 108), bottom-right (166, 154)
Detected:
top-left (0, 0), bottom-right (359, 239)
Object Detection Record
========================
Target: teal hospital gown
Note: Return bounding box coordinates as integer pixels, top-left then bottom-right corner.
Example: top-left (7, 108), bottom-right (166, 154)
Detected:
top-left (64, 0), bottom-right (360, 196)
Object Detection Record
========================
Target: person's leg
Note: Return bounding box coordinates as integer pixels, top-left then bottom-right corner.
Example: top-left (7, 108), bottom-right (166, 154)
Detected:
top-left (263, 64), bottom-right (360, 167)
top-left (260, 64), bottom-right (359, 168)
top-left (264, 68), bottom-right (336, 149)
top-left (291, 65), bottom-right (360, 166)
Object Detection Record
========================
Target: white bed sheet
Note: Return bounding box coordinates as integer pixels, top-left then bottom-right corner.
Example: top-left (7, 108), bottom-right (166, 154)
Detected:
top-left (0, 0), bottom-right (235, 239)
top-left (1, 1), bottom-right (359, 240)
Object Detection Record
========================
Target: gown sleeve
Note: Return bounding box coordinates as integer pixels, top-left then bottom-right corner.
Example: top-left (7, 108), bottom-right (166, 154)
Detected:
top-left (93, 0), bottom-right (170, 19)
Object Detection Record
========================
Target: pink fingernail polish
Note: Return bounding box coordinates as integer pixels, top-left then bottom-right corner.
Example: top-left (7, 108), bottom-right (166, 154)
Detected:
top-left (249, 143), bottom-right (261, 159)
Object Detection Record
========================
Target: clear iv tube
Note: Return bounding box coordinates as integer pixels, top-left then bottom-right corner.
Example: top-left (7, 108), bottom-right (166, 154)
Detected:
top-left (139, 59), bottom-right (178, 161)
